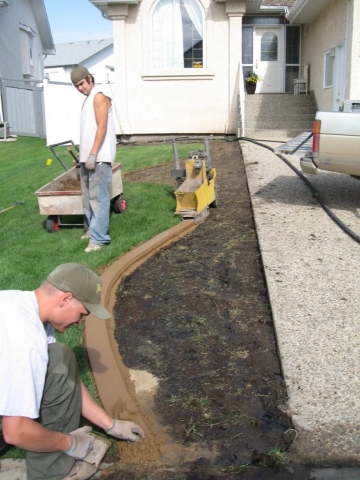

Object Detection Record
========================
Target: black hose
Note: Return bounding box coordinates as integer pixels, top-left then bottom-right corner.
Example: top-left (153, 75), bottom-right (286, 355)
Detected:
top-left (236, 136), bottom-right (360, 245)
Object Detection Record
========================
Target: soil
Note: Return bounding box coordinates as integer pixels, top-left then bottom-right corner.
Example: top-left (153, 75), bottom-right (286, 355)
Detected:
top-left (98, 141), bottom-right (313, 479)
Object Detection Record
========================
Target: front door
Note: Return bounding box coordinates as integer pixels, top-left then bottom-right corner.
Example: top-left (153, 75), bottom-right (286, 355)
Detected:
top-left (254, 26), bottom-right (284, 93)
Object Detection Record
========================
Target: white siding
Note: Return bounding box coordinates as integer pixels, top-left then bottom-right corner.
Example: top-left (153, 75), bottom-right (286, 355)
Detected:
top-left (0, 0), bottom-right (45, 80)
top-left (301, 0), bottom-right (360, 110)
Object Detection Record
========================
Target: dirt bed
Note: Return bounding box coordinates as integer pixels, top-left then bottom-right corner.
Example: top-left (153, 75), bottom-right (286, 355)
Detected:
top-left (102, 141), bottom-right (312, 479)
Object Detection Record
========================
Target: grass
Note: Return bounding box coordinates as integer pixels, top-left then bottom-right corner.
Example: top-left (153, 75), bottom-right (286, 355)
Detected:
top-left (0, 135), bottom-right (202, 459)
top-left (267, 447), bottom-right (287, 469)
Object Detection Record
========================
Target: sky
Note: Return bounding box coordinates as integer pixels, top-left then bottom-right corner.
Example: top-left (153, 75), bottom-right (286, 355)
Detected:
top-left (43, 0), bottom-right (113, 44)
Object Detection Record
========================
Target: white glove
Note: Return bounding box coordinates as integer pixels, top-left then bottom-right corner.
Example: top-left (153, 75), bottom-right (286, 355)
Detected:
top-left (105, 419), bottom-right (145, 443)
top-left (63, 426), bottom-right (94, 460)
top-left (85, 153), bottom-right (97, 170)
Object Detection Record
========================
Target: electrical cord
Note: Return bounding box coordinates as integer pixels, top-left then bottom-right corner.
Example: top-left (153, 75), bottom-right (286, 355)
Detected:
top-left (235, 136), bottom-right (360, 245)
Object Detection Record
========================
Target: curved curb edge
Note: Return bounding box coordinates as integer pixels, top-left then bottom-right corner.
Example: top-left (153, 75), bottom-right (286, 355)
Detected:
top-left (84, 220), bottom-right (197, 416)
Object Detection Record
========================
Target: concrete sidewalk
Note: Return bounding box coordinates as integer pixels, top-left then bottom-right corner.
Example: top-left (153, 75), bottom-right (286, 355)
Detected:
top-left (2, 459), bottom-right (360, 480)
top-left (241, 138), bottom-right (360, 465)
top-left (0, 459), bottom-right (114, 479)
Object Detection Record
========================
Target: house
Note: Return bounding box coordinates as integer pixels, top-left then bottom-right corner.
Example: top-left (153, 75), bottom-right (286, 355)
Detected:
top-left (0, 0), bottom-right (55, 138)
top-left (88, 0), bottom-right (300, 140)
top-left (44, 38), bottom-right (114, 84)
top-left (288, 0), bottom-right (360, 112)
top-left (43, 39), bottom-right (115, 145)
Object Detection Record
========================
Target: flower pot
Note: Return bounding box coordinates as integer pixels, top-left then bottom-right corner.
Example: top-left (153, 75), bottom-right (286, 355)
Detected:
top-left (246, 82), bottom-right (257, 95)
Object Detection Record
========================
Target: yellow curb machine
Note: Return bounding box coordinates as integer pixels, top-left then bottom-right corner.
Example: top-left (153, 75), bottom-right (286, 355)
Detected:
top-left (171, 138), bottom-right (218, 224)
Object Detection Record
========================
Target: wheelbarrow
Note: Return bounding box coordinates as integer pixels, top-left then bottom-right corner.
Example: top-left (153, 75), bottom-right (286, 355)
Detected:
top-left (35, 141), bottom-right (126, 232)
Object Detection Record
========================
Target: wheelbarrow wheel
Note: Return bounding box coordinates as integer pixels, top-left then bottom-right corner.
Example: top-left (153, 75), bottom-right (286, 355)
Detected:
top-left (114, 195), bottom-right (127, 214)
top-left (46, 215), bottom-right (60, 233)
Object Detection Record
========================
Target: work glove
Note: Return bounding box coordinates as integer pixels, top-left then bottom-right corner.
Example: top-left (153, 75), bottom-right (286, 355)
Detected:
top-left (105, 419), bottom-right (145, 443)
top-left (63, 426), bottom-right (94, 460)
top-left (85, 153), bottom-right (97, 171)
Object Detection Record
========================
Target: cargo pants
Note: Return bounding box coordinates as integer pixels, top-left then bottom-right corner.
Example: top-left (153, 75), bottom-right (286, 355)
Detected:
top-left (26, 343), bottom-right (82, 480)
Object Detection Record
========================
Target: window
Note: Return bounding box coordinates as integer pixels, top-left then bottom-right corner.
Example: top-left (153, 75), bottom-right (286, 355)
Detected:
top-left (242, 26), bottom-right (253, 66)
top-left (261, 32), bottom-right (277, 61)
top-left (243, 16), bottom-right (284, 25)
top-left (285, 25), bottom-right (300, 93)
top-left (152, 0), bottom-right (203, 69)
top-left (324, 49), bottom-right (334, 88)
top-left (19, 23), bottom-right (36, 78)
top-left (286, 26), bottom-right (300, 64)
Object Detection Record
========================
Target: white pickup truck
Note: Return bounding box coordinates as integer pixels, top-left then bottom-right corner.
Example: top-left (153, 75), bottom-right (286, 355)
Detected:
top-left (300, 109), bottom-right (360, 178)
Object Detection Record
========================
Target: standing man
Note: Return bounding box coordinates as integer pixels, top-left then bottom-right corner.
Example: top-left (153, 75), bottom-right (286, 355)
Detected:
top-left (0, 263), bottom-right (144, 480)
top-left (71, 66), bottom-right (116, 253)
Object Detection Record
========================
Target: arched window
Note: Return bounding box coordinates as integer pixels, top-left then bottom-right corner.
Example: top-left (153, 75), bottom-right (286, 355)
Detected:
top-left (152, 0), bottom-right (203, 69)
top-left (261, 32), bottom-right (278, 61)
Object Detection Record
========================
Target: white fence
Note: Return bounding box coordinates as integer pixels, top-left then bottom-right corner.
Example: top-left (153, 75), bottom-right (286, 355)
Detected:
top-left (43, 80), bottom-right (120, 147)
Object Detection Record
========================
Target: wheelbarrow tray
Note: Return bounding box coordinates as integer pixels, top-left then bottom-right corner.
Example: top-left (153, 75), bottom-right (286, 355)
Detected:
top-left (35, 164), bottom-right (123, 216)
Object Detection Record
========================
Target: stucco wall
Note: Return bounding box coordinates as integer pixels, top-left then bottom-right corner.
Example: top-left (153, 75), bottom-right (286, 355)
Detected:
top-left (0, 0), bottom-right (44, 80)
top-left (301, 0), bottom-right (360, 111)
top-left (349, 0), bottom-right (360, 101)
top-left (111, 0), bottom-right (245, 136)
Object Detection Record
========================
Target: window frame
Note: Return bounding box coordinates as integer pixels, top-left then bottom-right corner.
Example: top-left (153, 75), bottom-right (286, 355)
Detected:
top-left (150, 0), bottom-right (208, 73)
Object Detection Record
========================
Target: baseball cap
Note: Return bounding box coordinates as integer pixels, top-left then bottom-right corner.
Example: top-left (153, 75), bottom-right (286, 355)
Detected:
top-left (70, 66), bottom-right (90, 84)
top-left (46, 263), bottom-right (111, 320)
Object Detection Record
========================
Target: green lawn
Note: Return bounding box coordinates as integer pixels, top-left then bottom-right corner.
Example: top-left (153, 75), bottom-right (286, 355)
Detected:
top-left (0, 136), bottom-right (201, 458)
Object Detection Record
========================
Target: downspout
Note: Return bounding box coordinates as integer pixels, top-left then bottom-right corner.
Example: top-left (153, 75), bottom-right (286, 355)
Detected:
top-left (238, 61), bottom-right (245, 138)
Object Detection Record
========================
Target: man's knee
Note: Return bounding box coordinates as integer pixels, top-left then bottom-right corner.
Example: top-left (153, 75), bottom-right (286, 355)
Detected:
top-left (46, 343), bottom-right (79, 390)
top-left (41, 343), bottom-right (81, 419)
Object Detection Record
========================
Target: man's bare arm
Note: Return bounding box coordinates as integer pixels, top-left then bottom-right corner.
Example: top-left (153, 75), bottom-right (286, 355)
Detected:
top-left (80, 382), bottom-right (113, 430)
top-left (2, 416), bottom-right (71, 453)
top-left (91, 92), bottom-right (111, 155)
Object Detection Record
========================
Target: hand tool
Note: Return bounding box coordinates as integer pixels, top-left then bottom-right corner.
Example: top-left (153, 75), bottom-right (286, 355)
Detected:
top-left (0, 201), bottom-right (25, 214)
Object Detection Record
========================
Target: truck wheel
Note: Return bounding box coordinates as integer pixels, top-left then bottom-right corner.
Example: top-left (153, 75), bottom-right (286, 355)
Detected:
top-left (46, 216), bottom-right (60, 233)
top-left (114, 195), bottom-right (127, 214)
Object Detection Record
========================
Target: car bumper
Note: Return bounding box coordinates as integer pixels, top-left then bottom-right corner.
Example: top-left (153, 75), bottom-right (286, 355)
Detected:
top-left (300, 156), bottom-right (318, 175)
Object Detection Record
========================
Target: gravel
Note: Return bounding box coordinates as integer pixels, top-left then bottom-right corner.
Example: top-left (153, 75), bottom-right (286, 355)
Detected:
top-left (241, 138), bottom-right (360, 464)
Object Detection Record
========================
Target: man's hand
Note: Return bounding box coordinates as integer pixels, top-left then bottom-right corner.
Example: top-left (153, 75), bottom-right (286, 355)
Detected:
top-left (105, 419), bottom-right (145, 443)
top-left (85, 153), bottom-right (97, 170)
top-left (63, 426), bottom-right (94, 459)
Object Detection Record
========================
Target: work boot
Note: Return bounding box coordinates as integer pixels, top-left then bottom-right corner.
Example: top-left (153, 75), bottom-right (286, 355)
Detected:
top-left (60, 460), bottom-right (97, 479)
top-left (83, 436), bottom-right (111, 468)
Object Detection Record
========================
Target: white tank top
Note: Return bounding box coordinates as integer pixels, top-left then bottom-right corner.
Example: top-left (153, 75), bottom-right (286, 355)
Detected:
top-left (79, 86), bottom-right (116, 163)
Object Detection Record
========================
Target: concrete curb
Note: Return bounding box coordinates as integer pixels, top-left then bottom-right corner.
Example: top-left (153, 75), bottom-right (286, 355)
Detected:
top-left (85, 220), bottom-right (197, 416)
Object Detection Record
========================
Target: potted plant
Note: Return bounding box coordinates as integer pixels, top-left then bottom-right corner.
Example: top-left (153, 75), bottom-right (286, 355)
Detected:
top-left (244, 70), bottom-right (262, 94)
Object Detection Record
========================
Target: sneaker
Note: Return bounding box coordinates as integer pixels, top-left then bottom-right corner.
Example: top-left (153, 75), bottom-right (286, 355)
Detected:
top-left (84, 243), bottom-right (103, 253)
top-left (81, 231), bottom-right (91, 240)
top-left (60, 460), bottom-right (97, 480)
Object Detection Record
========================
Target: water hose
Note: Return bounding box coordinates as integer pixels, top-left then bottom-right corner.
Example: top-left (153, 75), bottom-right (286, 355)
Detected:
top-left (237, 137), bottom-right (360, 245)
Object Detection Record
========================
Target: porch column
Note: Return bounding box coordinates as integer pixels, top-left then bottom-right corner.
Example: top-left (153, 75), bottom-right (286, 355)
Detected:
top-left (226, 1), bottom-right (245, 134)
top-left (108, 4), bottom-right (131, 134)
